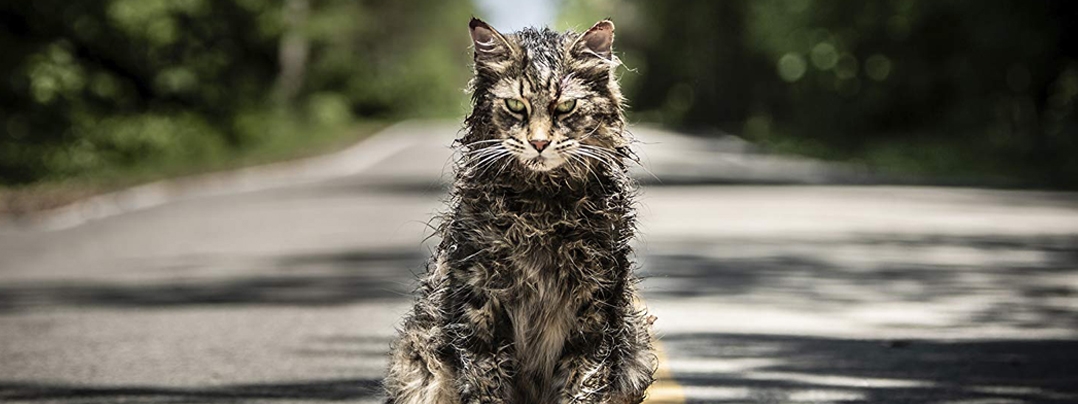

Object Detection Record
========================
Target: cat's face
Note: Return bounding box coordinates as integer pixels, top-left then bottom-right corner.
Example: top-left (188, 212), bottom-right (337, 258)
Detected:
top-left (466, 19), bottom-right (625, 174)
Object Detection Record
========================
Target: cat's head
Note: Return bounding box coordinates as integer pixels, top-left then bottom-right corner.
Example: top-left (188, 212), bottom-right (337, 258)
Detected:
top-left (463, 18), bottom-right (627, 175)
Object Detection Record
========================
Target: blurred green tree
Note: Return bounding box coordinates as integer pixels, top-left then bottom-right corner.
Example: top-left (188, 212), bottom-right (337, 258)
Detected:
top-left (562, 0), bottom-right (1078, 187)
top-left (0, 0), bottom-right (473, 186)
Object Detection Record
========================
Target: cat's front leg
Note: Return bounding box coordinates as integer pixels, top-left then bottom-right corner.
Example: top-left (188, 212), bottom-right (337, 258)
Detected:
top-left (559, 342), bottom-right (652, 404)
top-left (384, 324), bottom-right (458, 404)
top-left (559, 349), bottom-right (614, 404)
top-left (446, 291), bottom-right (514, 403)
top-left (607, 300), bottom-right (657, 403)
top-left (557, 299), bottom-right (617, 404)
top-left (559, 299), bottom-right (656, 404)
top-left (453, 345), bottom-right (514, 404)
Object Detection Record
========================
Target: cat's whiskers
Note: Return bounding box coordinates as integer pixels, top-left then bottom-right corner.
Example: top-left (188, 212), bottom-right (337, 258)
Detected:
top-left (579, 144), bottom-right (645, 176)
top-left (582, 144), bottom-right (661, 182)
top-left (566, 153), bottom-right (607, 193)
top-left (472, 153), bottom-right (509, 176)
top-left (461, 142), bottom-right (508, 165)
top-left (466, 144), bottom-right (507, 157)
top-left (572, 148), bottom-right (617, 169)
top-left (578, 144), bottom-right (619, 158)
top-left (468, 149), bottom-right (505, 164)
top-left (468, 146), bottom-right (511, 175)
top-left (494, 154), bottom-right (516, 177)
top-left (469, 156), bottom-right (506, 175)
top-left (461, 139), bottom-right (505, 150)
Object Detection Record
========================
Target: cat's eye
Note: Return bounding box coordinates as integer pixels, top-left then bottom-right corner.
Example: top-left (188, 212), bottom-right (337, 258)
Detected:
top-left (554, 99), bottom-right (576, 114)
top-left (505, 99), bottom-right (527, 114)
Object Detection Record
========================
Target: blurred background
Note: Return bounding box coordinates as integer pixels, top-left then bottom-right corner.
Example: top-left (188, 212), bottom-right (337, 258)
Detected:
top-left (3, 0), bottom-right (1078, 202)
top-left (567, 0), bottom-right (1078, 187)
top-left (1, 1), bottom-right (1077, 403)
top-left (1, 0), bottom-right (473, 209)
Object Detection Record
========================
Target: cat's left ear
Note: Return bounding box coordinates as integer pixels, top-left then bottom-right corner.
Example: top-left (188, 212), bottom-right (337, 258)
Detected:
top-left (470, 18), bottom-right (513, 63)
top-left (572, 19), bottom-right (615, 60)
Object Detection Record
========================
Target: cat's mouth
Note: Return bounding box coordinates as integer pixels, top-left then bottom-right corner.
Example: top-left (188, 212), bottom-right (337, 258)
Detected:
top-left (525, 157), bottom-right (553, 171)
top-left (500, 138), bottom-right (570, 172)
top-left (523, 155), bottom-right (563, 172)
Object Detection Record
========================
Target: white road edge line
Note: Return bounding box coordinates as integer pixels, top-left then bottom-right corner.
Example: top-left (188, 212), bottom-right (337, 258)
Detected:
top-left (2, 121), bottom-right (430, 232)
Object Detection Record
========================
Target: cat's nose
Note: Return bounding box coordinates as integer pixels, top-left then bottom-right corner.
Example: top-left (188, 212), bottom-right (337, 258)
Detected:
top-left (529, 140), bottom-right (550, 152)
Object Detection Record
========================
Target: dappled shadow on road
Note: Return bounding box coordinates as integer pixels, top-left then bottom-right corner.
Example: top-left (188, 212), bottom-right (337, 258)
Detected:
top-left (0, 378), bottom-right (383, 403)
top-left (0, 331), bottom-right (393, 403)
top-left (660, 333), bottom-right (1078, 404)
top-left (640, 232), bottom-right (1078, 402)
top-left (0, 248), bottom-right (426, 312)
top-left (640, 233), bottom-right (1078, 331)
top-left (270, 174), bottom-right (451, 198)
top-left (293, 334), bottom-right (393, 360)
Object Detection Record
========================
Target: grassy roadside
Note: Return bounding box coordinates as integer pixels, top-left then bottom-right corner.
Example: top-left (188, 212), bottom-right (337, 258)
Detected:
top-left (751, 133), bottom-right (1069, 190)
top-left (0, 120), bottom-right (389, 216)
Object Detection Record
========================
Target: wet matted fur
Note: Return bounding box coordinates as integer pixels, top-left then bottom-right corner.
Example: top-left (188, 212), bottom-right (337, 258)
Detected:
top-left (384, 18), bottom-right (656, 404)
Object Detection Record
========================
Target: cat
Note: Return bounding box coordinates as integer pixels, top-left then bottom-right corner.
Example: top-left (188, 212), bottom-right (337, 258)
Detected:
top-left (383, 18), bottom-right (656, 404)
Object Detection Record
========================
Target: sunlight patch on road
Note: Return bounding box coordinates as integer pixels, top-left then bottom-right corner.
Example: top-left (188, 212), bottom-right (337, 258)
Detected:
top-left (665, 357), bottom-right (778, 373)
top-left (787, 389), bottom-right (866, 402)
top-left (745, 371), bottom-right (934, 389)
top-left (968, 385), bottom-right (1078, 401)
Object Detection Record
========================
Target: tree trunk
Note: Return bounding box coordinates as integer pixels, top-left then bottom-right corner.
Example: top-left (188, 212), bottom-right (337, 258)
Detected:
top-left (273, 0), bottom-right (310, 105)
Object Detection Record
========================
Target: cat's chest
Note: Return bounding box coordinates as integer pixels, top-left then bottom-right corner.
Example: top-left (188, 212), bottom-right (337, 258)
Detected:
top-left (505, 256), bottom-right (578, 376)
top-left (489, 203), bottom-right (605, 245)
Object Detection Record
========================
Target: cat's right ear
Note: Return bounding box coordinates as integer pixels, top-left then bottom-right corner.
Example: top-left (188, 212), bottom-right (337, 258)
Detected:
top-left (470, 18), bottom-right (513, 65)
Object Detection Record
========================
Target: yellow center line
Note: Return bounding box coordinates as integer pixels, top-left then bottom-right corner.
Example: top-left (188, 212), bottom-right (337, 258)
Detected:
top-left (638, 296), bottom-right (686, 403)
top-left (644, 337), bottom-right (687, 403)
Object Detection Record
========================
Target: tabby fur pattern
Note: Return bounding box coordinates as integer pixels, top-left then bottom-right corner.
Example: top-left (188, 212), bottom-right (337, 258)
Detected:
top-left (384, 18), bottom-right (656, 404)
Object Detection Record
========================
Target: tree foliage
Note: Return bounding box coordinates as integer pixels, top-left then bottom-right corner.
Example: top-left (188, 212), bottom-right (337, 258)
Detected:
top-left (0, 0), bottom-right (473, 185)
top-left (562, 0), bottom-right (1078, 187)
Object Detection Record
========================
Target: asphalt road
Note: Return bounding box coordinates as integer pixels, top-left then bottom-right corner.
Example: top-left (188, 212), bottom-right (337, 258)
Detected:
top-left (1, 122), bottom-right (1077, 403)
